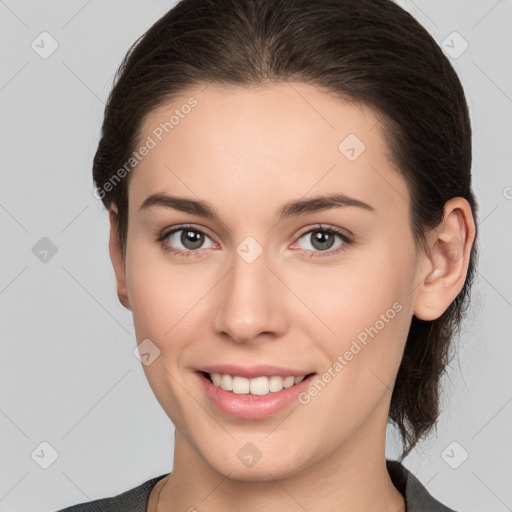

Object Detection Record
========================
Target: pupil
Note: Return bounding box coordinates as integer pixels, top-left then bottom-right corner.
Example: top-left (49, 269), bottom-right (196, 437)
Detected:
top-left (312, 231), bottom-right (334, 251)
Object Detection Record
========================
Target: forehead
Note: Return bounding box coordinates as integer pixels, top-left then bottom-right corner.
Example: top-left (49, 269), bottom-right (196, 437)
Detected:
top-left (130, 82), bottom-right (408, 219)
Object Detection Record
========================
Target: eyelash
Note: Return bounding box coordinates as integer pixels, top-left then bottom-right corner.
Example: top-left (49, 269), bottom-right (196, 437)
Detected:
top-left (156, 223), bottom-right (353, 259)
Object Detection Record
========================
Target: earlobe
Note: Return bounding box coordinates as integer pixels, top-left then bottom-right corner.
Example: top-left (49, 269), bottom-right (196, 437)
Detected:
top-left (108, 207), bottom-right (132, 311)
top-left (414, 198), bottom-right (476, 321)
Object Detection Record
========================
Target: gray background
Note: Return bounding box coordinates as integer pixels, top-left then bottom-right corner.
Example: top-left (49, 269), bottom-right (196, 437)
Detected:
top-left (0, 1), bottom-right (511, 511)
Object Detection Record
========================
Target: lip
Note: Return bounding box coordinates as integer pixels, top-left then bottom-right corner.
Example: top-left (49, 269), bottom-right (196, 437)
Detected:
top-left (198, 364), bottom-right (313, 379)
top-left (196, 370), bottom-right (316, 420)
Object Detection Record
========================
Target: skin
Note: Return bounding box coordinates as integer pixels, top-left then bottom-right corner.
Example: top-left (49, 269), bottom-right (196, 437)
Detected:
top-left (108, 82), bottom-right (475, 512)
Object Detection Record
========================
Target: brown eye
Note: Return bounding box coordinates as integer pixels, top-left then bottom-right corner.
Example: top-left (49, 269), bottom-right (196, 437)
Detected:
top-left (293, 225), bottom-right (352, 258)
top-left (159, 226), bottom-right (216, 255)
top-left (308, 231), bottom-right (337, 251)
top-left (178, 229), bottom-right (205, 250)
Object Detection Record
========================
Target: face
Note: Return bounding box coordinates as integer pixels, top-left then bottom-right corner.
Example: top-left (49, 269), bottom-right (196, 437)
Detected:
top-left (116, 83), bottom-right (428, 480)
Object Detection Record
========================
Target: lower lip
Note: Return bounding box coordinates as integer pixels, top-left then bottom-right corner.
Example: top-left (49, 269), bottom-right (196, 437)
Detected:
top-left (197, 372), bottom-right (316, 420)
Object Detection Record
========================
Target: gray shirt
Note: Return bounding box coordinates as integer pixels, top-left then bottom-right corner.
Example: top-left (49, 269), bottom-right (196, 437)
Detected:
top-left (56, 460), bottom-right (457, 511)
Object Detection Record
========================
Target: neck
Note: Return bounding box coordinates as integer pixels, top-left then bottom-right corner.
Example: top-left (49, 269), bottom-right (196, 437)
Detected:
top-left (155, 410), bottom-right (405, 512)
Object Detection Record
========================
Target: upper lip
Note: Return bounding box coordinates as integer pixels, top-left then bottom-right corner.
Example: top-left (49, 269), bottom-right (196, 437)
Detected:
top-left (198, 364), bottom-right (315, 379)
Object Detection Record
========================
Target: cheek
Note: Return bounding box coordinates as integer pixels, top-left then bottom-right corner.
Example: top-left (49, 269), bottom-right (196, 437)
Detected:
top-left (125, 241), bottom-right (180, 341)
top-left (290, 241), bottom-right (416, 400)
top-left (125, 240), bottom-right (219, 350)
top-left (289, 243), bottom-right (416, 346)
top-left (293, 272), bottom-right (413, 442)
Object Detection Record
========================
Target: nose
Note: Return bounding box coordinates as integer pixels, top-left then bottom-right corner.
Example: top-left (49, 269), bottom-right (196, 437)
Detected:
top-left (212, 247), bottom-right (289, 344)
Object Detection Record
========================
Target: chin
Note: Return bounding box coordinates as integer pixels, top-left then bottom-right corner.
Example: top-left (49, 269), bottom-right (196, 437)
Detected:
top-left (203, 447), bottom-right (309, 482)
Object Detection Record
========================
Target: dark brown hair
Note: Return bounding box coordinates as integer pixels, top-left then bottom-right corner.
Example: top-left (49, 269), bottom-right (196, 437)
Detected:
top-left (93, 0), bottom-right (478, 460)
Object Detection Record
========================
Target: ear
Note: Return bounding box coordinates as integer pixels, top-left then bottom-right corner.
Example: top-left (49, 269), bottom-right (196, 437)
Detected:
top-left (413, 197), bottom-right (476, 321)
top-left (108, 206), bottom-right (131, 310)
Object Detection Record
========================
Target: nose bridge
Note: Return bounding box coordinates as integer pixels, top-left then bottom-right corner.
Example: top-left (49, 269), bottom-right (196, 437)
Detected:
top-left (213, 242), bottom-right (285, 343)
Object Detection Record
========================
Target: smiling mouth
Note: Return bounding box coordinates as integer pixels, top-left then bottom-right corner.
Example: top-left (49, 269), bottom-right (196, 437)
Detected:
top-left (199, 371), bottom-right (316, 396)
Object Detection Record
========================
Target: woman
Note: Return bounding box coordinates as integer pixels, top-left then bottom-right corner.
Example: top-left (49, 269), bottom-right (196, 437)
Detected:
top-left (59, 0), bottom-right (477, 510)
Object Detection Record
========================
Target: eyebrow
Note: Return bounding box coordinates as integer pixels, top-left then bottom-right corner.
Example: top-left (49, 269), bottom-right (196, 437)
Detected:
top-left (139, 192), bottom-right (375, 220)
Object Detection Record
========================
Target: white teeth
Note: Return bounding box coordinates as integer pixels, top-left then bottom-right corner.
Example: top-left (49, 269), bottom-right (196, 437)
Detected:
top-left (269, 375), bottom-right (284, 392)
top-left (232, 376), bottom-right (250, 394)
top-left (283, 376), bottom-right (295, 388)
top-left (220, 374), bottom-right (232, 391)
top-left (249, 376), bottom-right (269, 395)
top-left (208, 373), bottom-right (308, 395)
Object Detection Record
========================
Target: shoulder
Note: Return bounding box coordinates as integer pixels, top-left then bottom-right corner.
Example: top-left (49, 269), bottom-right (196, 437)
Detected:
top-left (56, 474), bottom-right (169, 512)
top-left (57, 464), bottom-right (458, 511)
top-left (386, 460), bottom-right (458, 512)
